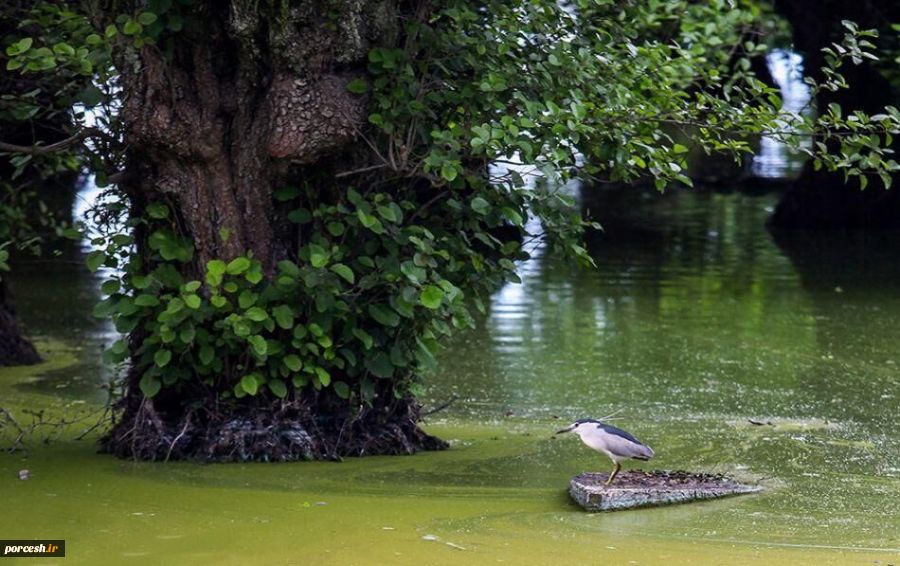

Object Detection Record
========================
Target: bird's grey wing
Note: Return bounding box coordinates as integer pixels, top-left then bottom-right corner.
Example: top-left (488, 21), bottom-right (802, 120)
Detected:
top-left (599, 423), bottom-right (654, 460)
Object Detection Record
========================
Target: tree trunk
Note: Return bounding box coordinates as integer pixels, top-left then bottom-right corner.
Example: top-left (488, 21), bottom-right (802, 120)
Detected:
top-left (0, 279), bottom-right (41, 367)
top-left (770, 0), bottom-right (900, 229)
top-left (102, 1), bottom-right (447, 460)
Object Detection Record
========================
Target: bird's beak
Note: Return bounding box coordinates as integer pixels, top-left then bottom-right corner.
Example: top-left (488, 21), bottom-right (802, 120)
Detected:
top-left (556, 426), bottom-right (574, 435)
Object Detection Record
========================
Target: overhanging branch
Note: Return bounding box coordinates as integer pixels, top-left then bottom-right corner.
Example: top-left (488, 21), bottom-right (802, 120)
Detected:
top-left (0, 127), bottom-right (102, 156)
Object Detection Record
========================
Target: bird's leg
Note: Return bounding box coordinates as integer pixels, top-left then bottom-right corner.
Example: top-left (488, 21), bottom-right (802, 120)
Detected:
top-left (605, 462), bottom-right (621, 486)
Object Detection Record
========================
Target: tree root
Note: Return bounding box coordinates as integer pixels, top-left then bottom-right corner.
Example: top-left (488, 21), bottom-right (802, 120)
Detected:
top-left (100, 396), bottom-right (447, 462)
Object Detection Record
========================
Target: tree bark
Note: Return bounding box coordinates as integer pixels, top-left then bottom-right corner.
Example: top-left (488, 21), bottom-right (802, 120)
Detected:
top-left (117, 2), bottom-right (373, 270)
top-left (770, 0), bottom-right (900, 230)
top-left (103, 1), bottom-right (447, 460)
top-left (0, 279), bottom-right (41, 367)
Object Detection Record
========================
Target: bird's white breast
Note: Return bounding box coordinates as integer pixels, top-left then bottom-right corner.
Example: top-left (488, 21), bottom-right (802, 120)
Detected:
top-left (578, 432), bottom-right (623, 462)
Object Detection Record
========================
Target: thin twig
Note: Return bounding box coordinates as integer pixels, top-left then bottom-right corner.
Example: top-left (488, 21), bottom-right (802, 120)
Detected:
top-left (164, 412), bottom-right (192, 462)
top-left (334, 163), bottom-right (388, 179)
top-left (0, 127), bottom-right (102, 155)
top-left (421, 395), bottom-right (459, 417)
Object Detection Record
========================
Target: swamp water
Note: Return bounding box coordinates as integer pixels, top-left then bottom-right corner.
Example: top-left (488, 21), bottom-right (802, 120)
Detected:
top-left (2, 187), bottom-right (900, 565)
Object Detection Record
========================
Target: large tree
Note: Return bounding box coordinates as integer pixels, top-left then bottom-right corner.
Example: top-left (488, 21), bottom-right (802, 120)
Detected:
top-left (2, 0), bottom-right (897, 460)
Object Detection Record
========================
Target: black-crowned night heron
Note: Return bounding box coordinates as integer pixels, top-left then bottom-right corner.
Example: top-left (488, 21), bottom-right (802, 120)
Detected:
top-left (556, 419), bottom-right (654, 485)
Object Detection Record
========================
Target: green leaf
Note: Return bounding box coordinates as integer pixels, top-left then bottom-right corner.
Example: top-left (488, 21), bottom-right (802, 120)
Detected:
top-left (330, 263), bottom-right (355, 284)
top-left (268, 379), bottom-right (287, 398)
top-left (247, 335), bottom-right (267, 356)
top-left (353, 328), bottom-right (374, 349)
top-left (274, 185), bottom-right (299, 201)
top-left (376, 205), bottom-right (397, 223)
top-left (135, 294), bottom-right (160, 307)
top-left (226, 257), bottom-right (251, 275)
top-left (326, 221), bottom-right (345, 236)
top-left (500, 206), bottom-right (524, 226)
top-left (272, 305), bottom-right (294, 329)
top-left (365, 352), bottom-right (394, 378)
top-left (283, 354), bottom-right (303, 372)
top-left (240, 374), bottom-right (259, 396)
top-left (100, 280), bottom-right (120, 294)
top-left (123, 20), bottom-right (142, 35)
top-left (138, 11), bottom-right (158, 25)
top-left (140, 375), bottom-right (161, 397)
top-left (53, 42), bottom-right (75, 56)
top-left (245, 307), bottom-right (268, 322)
top-left (179, 325), bottom-right (195, 344)
top-left (206, 259), bottom-right (227, 286)
top-left (6, 37), bottom-right (32, 56)
top-left (309, 244), bottom-right (329, 268)
top-left (440, 162), bottom-right (458, 182)
top-left (238, 290), bottom-right (257, 309)
top-left (369, 304), bottom-right (400, 327)
top-left (198, 345), bottom-right (215, 366)
top-left (184, 294), bottom-right (202, 309)
top-left (146, 202), bottom-right (169, 219)
top-left (470, 197), bottom-right (490, 215)
top-left (419, 285), bottom-right (444, 309)
top-left (278, 260), bottom-right (301, 278)
top-left (288, 208), bottom-right (312, 224)
top-left (346, 78), bottom-right (369, 94)
top-left (245, 268), bottom-right (262, 284)
top-left (333, 381), bottom-right (350, 399)
top-left (86, 250), bottom-right (106, 272)
top-left (314, 367), bottom-right (331, 387)
top-left (154, 349), bottom-right (172, 368)
top-left (400, 262), bottom-right (426, 284)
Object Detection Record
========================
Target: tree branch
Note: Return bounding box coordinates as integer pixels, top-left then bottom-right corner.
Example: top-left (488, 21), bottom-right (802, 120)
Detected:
top-left (0, 127), bottom-right (101, 156)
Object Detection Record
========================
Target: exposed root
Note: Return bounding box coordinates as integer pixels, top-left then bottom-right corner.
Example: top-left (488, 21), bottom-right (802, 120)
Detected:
top-left (101, 394), bottom-right (447, 462)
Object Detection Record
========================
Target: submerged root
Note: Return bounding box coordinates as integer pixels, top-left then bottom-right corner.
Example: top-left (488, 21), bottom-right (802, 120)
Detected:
top-left (100, 396), bottom-right (447, 462)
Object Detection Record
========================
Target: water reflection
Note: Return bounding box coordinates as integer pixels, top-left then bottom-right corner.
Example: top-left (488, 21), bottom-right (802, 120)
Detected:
top-left (426, 186), bottom-right (900, 547)
top-left (10, 176), bottom-right (118, 399)
top-left (433, 189), bottom-right (816, 417)
top-left (751, 49), bottom-right (812, 179)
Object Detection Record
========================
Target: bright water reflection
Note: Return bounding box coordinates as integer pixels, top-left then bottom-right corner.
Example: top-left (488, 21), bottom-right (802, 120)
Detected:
top-left (751, 49), bottom-right (812, 179)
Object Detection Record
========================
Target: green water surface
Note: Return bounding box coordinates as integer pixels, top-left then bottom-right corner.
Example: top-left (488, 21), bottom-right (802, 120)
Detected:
top-left (2, 189), bottom-right (899, 565)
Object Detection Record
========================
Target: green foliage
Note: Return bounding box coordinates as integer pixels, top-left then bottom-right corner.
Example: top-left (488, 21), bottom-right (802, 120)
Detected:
top-left (94, 187), bottom-right (519, 401)
top-left (363, 1), bottom-right (900, 195)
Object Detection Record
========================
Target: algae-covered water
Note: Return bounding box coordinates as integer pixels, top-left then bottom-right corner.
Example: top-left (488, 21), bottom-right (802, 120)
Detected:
top-left (2, 188), bottom-right (900, 565)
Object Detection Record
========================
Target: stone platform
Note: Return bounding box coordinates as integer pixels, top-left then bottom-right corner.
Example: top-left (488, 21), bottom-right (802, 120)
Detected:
top-left (569, 470), bottom-right (761, 512)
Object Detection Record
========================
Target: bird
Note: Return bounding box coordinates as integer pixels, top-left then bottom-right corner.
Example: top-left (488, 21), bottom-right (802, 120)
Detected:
top-left (556, 418), bottom-right (654, 485)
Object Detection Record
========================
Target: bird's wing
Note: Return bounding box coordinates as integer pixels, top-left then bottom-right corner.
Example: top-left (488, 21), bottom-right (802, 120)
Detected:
top-left (598, 423), bottom-right (654, 459)
top-left (597, 423), bottom-right (642, 445)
